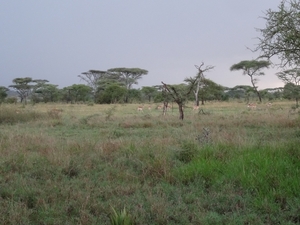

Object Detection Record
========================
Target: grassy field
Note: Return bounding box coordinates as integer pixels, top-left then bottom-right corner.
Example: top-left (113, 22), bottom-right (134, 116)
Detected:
top-left (0, 101), bottom-right (299, 224)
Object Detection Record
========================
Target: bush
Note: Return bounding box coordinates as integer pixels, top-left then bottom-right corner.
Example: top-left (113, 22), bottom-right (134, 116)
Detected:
top-left (5, 97), bottom-right (18, 104)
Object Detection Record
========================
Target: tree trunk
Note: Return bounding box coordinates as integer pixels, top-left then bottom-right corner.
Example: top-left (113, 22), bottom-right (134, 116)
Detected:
top-left (194, 92), bottom-right (199, 106)
top-left (250, 75), bottom-right (262, 102)
top-left (163, 101), bottom-right (168, 116)
top-left (256, 90), bottom-right (262, 102)
top-left (201, 97), bottom-right (205, 105)
top-left (178, 102), bottom-right (184, 120)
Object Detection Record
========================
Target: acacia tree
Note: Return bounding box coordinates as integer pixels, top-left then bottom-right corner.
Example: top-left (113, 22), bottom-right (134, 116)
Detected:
top-left (276, 68), bottom-right (300, 107)
top-left (9, 77), bottom-right (34, 104)
top-left (107, 68), bottom-right (148, 103)
top-left (255, 0), bottom-right (300, 67)
top-left (230, 60), bottom-right (270, 102)
top-left (107, 68), bottom-right (148, 90)
top-left (185, 63), bottom-right (214, 106)
top-left (78, 70), bottom-right (109, 101)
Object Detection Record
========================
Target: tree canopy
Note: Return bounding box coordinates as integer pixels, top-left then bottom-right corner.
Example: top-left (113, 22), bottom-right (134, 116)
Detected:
top-left (78, 70), bottom-right (109, 100)
top-left (277, 68), bottom-right (300, 107)
top-left (141, 86), bottom-right (157, 102)
top-left (9, 77), bottom-right (34, 103)
top-left (107, 68), bottom-right (148, 90)
top-left (276, 68), bottom-right (300, 86)
top-left (256, 0), bottom-right (300, 67)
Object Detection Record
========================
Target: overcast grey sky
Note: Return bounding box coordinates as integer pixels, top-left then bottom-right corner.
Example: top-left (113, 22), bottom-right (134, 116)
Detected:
top-left (1, 1), bottom-right (284, 90)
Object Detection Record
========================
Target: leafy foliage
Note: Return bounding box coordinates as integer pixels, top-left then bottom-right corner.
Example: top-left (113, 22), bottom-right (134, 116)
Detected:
top-left (33, 83), bottom-right (59, 103)
top-left (277, 68), bottom-right (300, 107)
top-left (97, 84), bottom-right (127, 104)
top-left (78, 70), bottom-right (108, 100)
top-left (107, 68), bottom-right (148, 90)
top-left (140, 86), bottom-right (157, 102)
top-left (62, 84), bottom-right (92, 103)
top-left (0, 86), bottom-right (8, 103)
top-left (256, 0), bottom-right (300, 67)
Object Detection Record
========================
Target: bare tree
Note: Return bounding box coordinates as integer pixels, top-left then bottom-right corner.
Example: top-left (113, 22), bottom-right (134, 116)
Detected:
top-left (185, 62), bottom-right (214, 106)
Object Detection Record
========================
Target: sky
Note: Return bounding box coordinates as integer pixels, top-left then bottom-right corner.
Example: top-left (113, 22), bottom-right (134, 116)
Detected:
top-left (1, 0), bottom-right (285, 90)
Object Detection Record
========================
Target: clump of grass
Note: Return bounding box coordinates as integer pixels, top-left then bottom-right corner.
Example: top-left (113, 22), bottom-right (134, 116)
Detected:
top-left (47, 108), bottom-right (63, 119)
top-left (86, 101), bottom-right (94, 106)
top-left (176, 140), bottom-right (199, 163)
top-left (105, 106), bottom-right (117, 121)
top-left (195, 127), bottom-right (212, 145)
top-left (119, 120), bottom-right (154, 129)
top-left (79, 114), bottom-right (101, 126)
top-left (110, 207), bottom-right (135, 225)
top-left (61, 159), bottom-right (80, 178)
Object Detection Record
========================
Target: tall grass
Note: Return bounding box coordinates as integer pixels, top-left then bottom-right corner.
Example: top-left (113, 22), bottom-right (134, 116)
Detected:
top-left (0, 101), bottom-right (299, 224)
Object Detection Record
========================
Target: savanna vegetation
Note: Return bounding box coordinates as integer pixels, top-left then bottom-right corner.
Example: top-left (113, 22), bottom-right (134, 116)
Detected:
top-left (1, 0), bottom-right (300, 224)
top-left (0, 101), bottom-right (299, 224)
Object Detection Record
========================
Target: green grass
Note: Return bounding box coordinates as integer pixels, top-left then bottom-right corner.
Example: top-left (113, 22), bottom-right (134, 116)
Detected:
top-left (0, 101), bottom-right (299, 224)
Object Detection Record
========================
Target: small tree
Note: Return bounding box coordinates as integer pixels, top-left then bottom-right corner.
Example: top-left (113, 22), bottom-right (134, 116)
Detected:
top-left (127, 89), bottom-right (141, 103)
top-left (141, 86), bottom-right (157, 102)
top-left (161, 81), bottom-right (195, 120)
top-left (30, 79), bottom-right (49, 103)
top-left (35, 84), bottom-right (60, 103)
top-left (97, 84), bottom-right (127, 104)
top-left (277, 68), bottom-right (300, 107)
top-left (0, 86), bottom-right (8, 103)
top-left (283, 83), bottom-right (300, 107)
top-left (230, 60), bottom-right (270, 102)
top-left (68, 84), bottom-right (92, 103)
